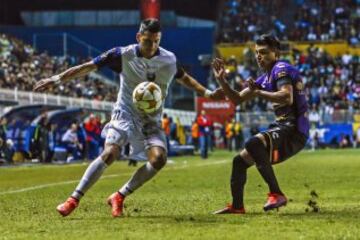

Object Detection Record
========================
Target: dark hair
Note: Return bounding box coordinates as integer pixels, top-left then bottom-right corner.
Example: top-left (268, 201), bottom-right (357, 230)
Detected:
top-left (255, 34), bottom-right (281, 51)
top-left (139, 18), bottom-right (161, 33)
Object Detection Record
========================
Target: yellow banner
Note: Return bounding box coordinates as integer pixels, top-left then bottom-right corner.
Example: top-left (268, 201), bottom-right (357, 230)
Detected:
top-left (217, 41), bottom-right (360, 61)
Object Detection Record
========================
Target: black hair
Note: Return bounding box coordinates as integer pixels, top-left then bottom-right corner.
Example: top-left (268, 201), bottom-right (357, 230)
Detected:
top-left (139, 18), bottom-right (161, 34)
top-left (255, 34), bottom-right (281, 51)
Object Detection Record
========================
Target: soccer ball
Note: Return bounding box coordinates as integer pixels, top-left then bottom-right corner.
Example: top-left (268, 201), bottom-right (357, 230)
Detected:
top-left (132, 81), bottom-right (162, 114)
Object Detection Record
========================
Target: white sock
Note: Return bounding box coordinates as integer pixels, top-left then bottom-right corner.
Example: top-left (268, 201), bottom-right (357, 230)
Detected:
top-left (71, 157), bottom-right (107, 200)
top-left (119, 162), bottom-right (158, 196)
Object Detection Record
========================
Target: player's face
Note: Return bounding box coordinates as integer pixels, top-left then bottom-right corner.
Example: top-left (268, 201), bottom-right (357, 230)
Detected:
top-left (137, 31), bottom-right (161, 58)
top-left (255, 44), bottom-right (277, 71)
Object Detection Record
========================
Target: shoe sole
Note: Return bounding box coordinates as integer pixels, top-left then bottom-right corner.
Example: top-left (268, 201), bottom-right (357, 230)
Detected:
top-left (263, 200), bottom-right (287, 212)
top-left (213, 208), bottom-right (246, 214)
top-left (213, 211), bottom-right (245, 215)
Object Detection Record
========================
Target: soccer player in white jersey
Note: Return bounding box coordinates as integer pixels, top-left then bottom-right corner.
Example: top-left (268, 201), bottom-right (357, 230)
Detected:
top-left (34, 18), bottom-right (224, 217)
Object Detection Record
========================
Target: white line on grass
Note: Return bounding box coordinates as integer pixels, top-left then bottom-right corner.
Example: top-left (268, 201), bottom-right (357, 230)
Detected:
top-left (0, 174), bottom-right (124, 195)
top-left (0, 159), bottom-right (229, 195)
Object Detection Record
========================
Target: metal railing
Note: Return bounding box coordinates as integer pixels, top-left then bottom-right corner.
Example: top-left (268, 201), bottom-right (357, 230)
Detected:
top-left (0, 88), bottom-right (357, 126)
top-left (0, 88), bottom-right (197, 126)
top-left (0, 88), bottom-right (113, 111)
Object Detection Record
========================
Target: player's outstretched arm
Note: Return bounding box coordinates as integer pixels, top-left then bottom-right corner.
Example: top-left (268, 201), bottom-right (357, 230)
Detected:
top-left (176, 72), bottom-right (225, 100)
top-left (33, 61), bottom-right (98, 92)
top-left (212, 58), bottom-right (255, 105)
top-left (254, 84), bottom-right (293, 105)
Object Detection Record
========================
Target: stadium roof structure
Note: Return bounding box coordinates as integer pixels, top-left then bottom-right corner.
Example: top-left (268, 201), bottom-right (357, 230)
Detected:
top-left (0, 0), bottom-right (219, 25)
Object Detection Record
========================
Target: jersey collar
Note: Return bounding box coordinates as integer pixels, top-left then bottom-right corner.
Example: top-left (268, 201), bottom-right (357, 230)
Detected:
top-left (135, 45), bottom-right (160, 58)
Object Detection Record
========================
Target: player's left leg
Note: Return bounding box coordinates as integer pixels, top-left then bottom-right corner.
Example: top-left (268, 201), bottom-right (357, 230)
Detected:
top-left (107, 146), bottom-right (166, 217)
top-left (246, 134), bottom-right (284, 197)
top-left (108, 128), bottom-right (167, 217)
top-left (119, 146), bottom-right (166, 196)
top-left (246, 125), bottom-right (307, 211)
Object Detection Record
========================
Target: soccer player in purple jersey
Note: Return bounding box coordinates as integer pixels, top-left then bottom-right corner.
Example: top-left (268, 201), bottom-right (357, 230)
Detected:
top-left (212, 34), bottom-right (309, 214)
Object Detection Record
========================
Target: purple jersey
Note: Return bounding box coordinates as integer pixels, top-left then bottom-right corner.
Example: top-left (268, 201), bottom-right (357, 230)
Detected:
top-left (255, 61), bottom-right (309, 137)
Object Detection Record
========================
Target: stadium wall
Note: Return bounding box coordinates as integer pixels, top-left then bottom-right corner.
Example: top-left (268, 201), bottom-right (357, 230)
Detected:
top-left (0, 26), bottom-right (214, 85)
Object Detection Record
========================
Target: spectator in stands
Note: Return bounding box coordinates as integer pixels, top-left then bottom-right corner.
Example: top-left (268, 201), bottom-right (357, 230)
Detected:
top-left (218, 0), bottom-right (358, 45)
top-left (47, 123), bottom-right (59, 162)
top-left (197, 110), bottom-right (211, 159)
top-left (225, 119), bottom-right (235, 151)
top-left (0, 117), bottom-right (12, 163)
top-left (339, 134), bottom-right (352, 148)
top-left (250, 122), bottom-right (260, 136)
top-left (84, 114), bottom-right (101, 160)
top-left (33, 112), bottom-right (50, 163)
top-left (355, 127), bottom-right (360, 148)
top-left (175, 117), bottom-right (186, 145)
top-left (309, 104), bottom-right (321, 127)
top-left (76, 122), bottom-right (87, 160)
top-left (234, 120), bottom-right (244, 150)
top-left (0, 34), bottom-right (118, 102)
top-left (0, 117), bottom-right (7, 163)
top-left (161, 113), bottom-right (171, 153)
top-left (62, 123), bottom-right (83, 162)
top-left (191, 120), bottom-right (199, 151)
top-left (169, 117), bottom-right (177, 142)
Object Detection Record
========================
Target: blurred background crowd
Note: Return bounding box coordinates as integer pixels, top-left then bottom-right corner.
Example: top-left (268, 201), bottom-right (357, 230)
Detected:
top-left (0, 34), bottom-right (117, 101)
top-left (0, 0), bottom-right (359, 164)
top-left (218, 0), bottom-right (359, 44)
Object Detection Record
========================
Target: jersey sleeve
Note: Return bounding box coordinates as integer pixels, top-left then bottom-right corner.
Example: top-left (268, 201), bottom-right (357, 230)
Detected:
top-left (273, 63), bottom-right (293, 89)
top-left (92, 47), bottom-right (122, 73)
top-left (276, 76), bottom-right (292, 89)
top-left (174, 61), bottom-right (185, 79)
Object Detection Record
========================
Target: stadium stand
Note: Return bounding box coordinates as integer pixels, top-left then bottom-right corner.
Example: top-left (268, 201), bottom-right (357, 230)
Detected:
top-left (0, 0), bottom-right (359, 163)
top-left (0, 34), bottom-right (118, 101)
top-left (217, 0), bottom-right (359, 44)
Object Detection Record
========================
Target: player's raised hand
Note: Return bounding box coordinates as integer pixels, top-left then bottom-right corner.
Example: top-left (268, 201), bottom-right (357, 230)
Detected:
top-left (212, 58), bottom-right (226, 83)
top-left (33, 77), bottom-right (59, 92)
top-left (209, 87), bottom-right (226, 100)
top-left (246, 77), bottom-right (258, 92)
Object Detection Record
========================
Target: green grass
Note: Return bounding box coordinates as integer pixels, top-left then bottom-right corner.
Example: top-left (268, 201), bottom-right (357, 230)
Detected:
top-left (1, 149), bottom-right (360, 240)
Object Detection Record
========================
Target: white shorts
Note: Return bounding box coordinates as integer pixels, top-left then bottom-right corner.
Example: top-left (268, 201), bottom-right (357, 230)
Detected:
top-left (101, 110), bottom-right (167, 160)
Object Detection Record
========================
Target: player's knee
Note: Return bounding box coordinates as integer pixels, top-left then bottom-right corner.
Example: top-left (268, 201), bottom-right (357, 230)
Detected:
top-left (149, 152), bottom-right (167, 170)
top-left (101, 144), bottom-right (120, 165)
top-left (245, 137), bottom-right (267, 162)
top-left (232, 155), bottom-right (249, 169)
top-left (231, 154), bottom-right (251, 186)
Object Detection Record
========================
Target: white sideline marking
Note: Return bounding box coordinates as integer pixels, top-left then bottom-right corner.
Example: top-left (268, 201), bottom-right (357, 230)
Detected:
top-left (0, 159), bottom-right (229, 195)
top-left (0, 174), bottom-right (124, 195)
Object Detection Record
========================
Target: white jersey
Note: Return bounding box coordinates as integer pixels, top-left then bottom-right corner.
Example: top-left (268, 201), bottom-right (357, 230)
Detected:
top-left (93, 44), bottom-right (183, 121)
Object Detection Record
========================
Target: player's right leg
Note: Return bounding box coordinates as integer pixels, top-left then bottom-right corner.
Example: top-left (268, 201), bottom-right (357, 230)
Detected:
top-left (56, 143), bottom-right (120, 217)
top-left (214, 149), bottom-right (254, 214)
top-left (57, 119), bottom-right (127, 217)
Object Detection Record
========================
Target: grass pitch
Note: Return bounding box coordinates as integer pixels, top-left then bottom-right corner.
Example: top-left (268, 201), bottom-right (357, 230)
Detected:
top-left (0, 149), bottom-right (360, 240)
